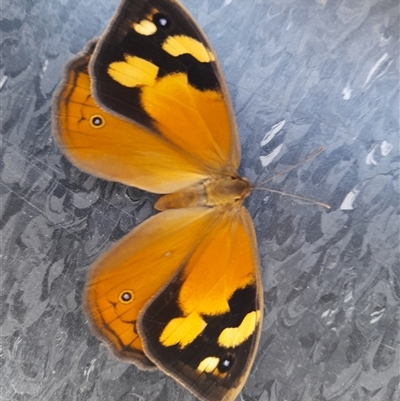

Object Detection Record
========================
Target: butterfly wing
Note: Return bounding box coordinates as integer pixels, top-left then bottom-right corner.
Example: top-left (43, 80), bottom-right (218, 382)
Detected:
top-left (54, 0), bottom-right (241, 190)
top-left (90, 0), bottom-right (241, 174)
top-left (84, 206), bottom-right (218, 368)
top-left (54, 44), bottom-right (212, 194)
top-left (139, 207), bottom-right (262, 401)
top-left (84, 205), bottom-right (262, 387)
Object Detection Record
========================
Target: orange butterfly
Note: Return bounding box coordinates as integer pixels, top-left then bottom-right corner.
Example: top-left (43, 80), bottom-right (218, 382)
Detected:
top-left (53, 1), bottom-right (262, 400)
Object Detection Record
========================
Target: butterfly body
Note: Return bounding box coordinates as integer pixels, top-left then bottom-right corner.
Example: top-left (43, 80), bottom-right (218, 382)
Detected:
top-left (53, 1), bottom-right (262, 400)
top-left (155, 176), bottom-right (251, 210)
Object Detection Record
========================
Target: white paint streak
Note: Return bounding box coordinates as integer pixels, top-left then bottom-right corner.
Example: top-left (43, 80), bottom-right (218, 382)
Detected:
top-left (322, 310), bottom-right (330, 318)
top-left (342, 84), bottom-right (352, 100)
top-left (260, 120), bottom-right (285, 146)
top-left (321, 307), bottom-right (340, 327)
top-left (344, 291), bottom-right (354, 304)
top-left (366, 145), bottom-right (379, 166)
top-left (42, 59), bottom-right (49, 72)
top-left (84, 359), bottom-right (96, 379)
top-left (223, 0), bottom-right (233, 5)
top-left (340, 186), bottom-right (361, 211)
top-left (259, 144), bottom-right (283, 167)
top-left (366, 140), bottom-right (393, 165)
top-left (380, 140), bottom-right (393, 156)
top-left (370, 310), bottom-right (384, 324)
top-left (0, 75), bottom-right (8, 90)
top-left (362, 53), bottom-right (390, 88)
top-left (370, 315), bottom-right (383, 324)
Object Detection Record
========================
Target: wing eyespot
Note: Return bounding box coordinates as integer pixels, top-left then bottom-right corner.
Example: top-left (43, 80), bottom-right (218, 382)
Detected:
top-left (218, 354), bottom-right (234, 373)
top-left (89, 114), bottom-right (105, 128)
top-left (119, 290), bottom-right (134, 304)
top-left (153, 13), bottom-right (170, 29)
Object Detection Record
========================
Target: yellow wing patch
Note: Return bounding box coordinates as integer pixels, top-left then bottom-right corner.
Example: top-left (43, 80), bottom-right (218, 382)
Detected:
top-left (162, 35), bottom-right (215, 62)
top-left (160, 312), bottom-right (207, 348)
top-left (108, 55), bottom-right (159, 87)
top-left (218, 311), bottom-right (261, 348)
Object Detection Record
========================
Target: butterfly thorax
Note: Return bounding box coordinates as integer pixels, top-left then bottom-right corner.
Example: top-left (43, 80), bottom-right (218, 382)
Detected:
top-left (155, 176), bottom-right (252, 211)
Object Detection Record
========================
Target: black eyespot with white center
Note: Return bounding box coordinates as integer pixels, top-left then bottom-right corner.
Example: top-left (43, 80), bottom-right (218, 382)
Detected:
top-left (89, 114), bottom-right (105, 128)
top-left (119, 290), bottom-right (134, 304)
top-left (218, 355), bottom-right (234, 373)
top-left (153, 13), bottom-right (170, 29)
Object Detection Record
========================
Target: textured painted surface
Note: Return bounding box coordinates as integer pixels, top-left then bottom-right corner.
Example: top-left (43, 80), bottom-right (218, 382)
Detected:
top-left (1, 0), bottom-right (399, 400)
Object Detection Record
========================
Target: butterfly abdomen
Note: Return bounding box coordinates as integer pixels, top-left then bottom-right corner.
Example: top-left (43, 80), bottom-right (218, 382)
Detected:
top-left (155, 184), bottom-right (206, 210)
top-left (155, 176), bottom-right (251, 211)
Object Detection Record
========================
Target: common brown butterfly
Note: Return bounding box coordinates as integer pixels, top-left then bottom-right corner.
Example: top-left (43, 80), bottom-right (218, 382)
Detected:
top-left (53, 1), bottom-right (262, 400)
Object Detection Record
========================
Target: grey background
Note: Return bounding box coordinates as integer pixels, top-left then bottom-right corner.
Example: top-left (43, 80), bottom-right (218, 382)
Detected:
top-left (1, 0), bottom-right (399, 400)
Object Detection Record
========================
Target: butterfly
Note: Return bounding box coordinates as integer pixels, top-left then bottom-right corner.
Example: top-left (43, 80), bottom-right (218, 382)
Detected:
top-left (53, 1), bottom-right (263, 400)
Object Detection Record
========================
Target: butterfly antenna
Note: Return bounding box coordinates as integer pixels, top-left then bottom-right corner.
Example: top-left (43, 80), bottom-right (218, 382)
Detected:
top-left (256, 146), bottom-right (325, 186)
top-left (255, 187), bottom-right (330, 209)
top-left (254, 146), bottom-right (330, 209)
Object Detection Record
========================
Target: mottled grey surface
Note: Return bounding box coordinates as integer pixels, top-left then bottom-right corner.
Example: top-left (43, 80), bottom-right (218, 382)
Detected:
top-left (1, 0), bottom-right (399, 400)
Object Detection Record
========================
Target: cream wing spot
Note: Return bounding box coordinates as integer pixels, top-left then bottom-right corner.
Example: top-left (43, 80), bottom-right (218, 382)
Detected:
top-left (132, 19), bottom-right (157, 36)
top-left (162, 35), bottom-right (215, 63)
top-left (218, 311), bottom-right (260, 348)
top-left (107, 56), bottom-right (159, 87)
top-left (197, 356), bottom-right (220, 374)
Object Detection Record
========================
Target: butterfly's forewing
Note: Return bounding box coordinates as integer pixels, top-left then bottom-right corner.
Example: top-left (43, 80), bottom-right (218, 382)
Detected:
top-left (139, 207), bottom-right (262, 401)
top-left (90, 0), bottom-right (241, 173)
